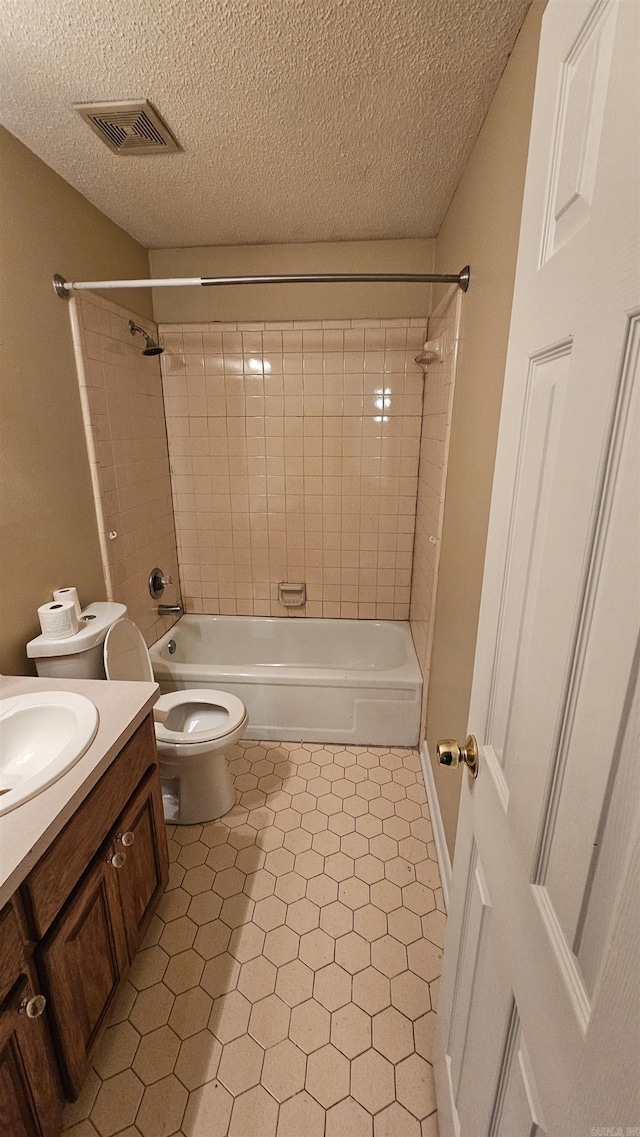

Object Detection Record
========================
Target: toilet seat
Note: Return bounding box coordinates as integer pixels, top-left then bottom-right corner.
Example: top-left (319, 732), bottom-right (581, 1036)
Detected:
top-left (104, 619), bottom-right (246, 745)
top-left (154, 689), bottom-right (247, 746)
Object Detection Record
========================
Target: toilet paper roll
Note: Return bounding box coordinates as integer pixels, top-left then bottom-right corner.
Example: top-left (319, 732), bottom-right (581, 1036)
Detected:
top-left (53, 587), bottom-right (82, 619)
top-left (38, 600), bottom-right (79, 641)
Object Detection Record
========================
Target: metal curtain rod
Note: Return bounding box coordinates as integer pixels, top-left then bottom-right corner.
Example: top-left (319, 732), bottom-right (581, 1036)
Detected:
top-left (53, 266), bottom-right (470, 298)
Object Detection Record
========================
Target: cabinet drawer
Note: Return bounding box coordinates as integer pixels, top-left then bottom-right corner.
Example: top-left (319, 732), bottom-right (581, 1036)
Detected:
top-left (22, 716), bottom-right (157, 939)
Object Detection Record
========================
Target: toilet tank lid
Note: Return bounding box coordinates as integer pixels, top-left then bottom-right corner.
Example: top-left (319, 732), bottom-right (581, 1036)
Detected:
top-left (26, 602), bottom-right (127, 658)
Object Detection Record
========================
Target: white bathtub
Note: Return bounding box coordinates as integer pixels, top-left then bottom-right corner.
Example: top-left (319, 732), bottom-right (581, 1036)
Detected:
top-left (149, 616), bottom-right (422, 746)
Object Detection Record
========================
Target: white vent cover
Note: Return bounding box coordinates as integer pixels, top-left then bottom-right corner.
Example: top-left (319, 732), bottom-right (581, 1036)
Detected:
top-left (73, 99), bottom-right (180, 155)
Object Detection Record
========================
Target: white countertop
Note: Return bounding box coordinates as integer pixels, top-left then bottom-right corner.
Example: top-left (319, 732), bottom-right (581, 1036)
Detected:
top-left (0, 675), bottom-right (159, 909)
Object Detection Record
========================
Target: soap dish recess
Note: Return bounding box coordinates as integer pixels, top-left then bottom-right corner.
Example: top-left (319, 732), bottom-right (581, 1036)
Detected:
top-left (278, 582), bottom-right (306, 608)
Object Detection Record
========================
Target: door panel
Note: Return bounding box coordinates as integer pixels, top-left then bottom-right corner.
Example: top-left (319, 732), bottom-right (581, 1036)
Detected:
top-left (435, 1), bottom-right (640, 1133)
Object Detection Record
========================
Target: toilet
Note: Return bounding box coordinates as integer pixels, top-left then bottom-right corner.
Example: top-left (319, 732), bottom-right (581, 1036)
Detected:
top-left (26, 603), bottom-right (247, 825)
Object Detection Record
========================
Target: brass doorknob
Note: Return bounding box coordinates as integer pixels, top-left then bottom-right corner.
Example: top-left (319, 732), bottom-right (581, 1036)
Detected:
top-left (436, 735), bottom-right (479, 778)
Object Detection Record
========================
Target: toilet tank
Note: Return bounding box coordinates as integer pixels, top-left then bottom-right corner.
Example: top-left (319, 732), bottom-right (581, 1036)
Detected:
top-left (26, 602), bottom-right (127, 679)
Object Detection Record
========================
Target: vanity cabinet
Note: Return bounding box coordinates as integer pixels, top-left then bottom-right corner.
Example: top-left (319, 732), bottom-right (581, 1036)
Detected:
top-left (0, 711), bottom-right (168, 1130)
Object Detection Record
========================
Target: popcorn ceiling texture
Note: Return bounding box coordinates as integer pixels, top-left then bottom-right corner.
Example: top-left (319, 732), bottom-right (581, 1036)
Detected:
top-left (2, 0), bottom-right (530, 248)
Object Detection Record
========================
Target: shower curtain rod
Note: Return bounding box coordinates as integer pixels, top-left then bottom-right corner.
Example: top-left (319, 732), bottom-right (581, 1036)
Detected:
top-left (52, 266), bottom-right (470, 298)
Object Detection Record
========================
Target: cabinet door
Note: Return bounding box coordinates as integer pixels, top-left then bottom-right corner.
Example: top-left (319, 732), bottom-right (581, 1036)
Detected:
top-left (115, 769), bottom-right (169, 961)
top-left (0, 903), bottom-right (63, 1137)
top-left (36, 845), bottom-right (128, 1099)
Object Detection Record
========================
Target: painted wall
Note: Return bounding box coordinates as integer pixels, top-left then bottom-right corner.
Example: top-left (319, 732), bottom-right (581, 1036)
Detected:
top-left (70, 292), bottom-right (181, 645)
top-left (0, 127), bottom-right (152, 675)
top-left (160, 317), bottom-right (426, 618)
top-left (149, 239), bottom-right (436, 324)
top-left (426, 0), bottom-right (545, 858)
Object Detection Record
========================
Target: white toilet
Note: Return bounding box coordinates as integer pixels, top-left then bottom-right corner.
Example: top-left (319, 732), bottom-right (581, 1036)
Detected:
top-left (27, 603), bottom-right (247, 825)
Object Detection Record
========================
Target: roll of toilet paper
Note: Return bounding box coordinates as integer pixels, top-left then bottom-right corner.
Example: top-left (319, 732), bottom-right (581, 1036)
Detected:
top-left (53, 586), bottom-right (82, 619)
top-left (38, 600), bottom-right (79, 641)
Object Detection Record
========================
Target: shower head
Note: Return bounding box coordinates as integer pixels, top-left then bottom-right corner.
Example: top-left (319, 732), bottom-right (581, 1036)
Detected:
top-left (128, 320), bottom-right (164, 356)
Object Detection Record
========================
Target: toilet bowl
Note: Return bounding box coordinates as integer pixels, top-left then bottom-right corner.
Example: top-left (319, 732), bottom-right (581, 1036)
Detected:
top-left (103, 618), bottom-right (247, 825)
top-left (26, 604), bottom-right (247, 826)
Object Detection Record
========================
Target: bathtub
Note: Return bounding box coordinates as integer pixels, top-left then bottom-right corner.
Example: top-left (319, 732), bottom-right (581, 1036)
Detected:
top-left (149, 616), bottom-right (422, 746)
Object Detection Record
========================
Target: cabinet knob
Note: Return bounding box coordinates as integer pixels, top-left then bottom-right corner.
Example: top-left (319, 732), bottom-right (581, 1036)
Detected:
top-left (20, 994), bottom-right (47, 1019)
top-left (107, 850), bottom-right (127, 869)
top-left (117, 831), bottom-right (135, 847)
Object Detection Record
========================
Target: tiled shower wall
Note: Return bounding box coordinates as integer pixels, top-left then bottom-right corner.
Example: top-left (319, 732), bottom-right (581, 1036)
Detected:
top-left (159, 319), bottom-right (428, 619)
top-left (71, 293), bottom-right (180, 645)
top-left (409, 288), bottom-right (462, 734)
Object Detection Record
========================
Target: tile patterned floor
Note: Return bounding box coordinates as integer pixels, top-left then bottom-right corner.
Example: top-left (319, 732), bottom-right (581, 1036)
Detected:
top-left (63, 742), bottom-right (444, 1137)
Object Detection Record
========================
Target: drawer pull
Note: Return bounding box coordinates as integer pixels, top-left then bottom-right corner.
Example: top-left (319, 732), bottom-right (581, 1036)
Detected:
top-left (107, 851), bottom-right (126, 869)
top-left (20, 994), bottom-right (47, 1019)
top-left (117, 831), bottom-right (135, 847)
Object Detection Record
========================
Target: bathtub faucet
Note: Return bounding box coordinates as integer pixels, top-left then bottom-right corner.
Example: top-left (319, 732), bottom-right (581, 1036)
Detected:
top-left (158, 602), bottom-right (184, 616)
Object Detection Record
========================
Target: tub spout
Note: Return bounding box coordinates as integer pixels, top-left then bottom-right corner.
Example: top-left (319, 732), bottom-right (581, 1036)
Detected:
top-left (158, 603), bottom-right (183, 616)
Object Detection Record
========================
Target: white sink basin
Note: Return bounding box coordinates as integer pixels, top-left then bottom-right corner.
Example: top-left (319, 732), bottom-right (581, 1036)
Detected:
top-left (0, 691), bottom-right (99, 815)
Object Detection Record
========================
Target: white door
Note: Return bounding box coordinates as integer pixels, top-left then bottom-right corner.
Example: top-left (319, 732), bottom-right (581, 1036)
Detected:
top-left (434, 1), bottom-right (640, 1134)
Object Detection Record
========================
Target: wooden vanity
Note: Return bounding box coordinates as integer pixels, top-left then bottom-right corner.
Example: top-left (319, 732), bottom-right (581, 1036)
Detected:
top-left (0, 679), bottom-right (168, 1136)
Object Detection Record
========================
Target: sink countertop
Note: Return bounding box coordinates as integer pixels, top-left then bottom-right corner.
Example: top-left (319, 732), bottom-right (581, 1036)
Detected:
top-left (0, 675), bottom-right (159, 909)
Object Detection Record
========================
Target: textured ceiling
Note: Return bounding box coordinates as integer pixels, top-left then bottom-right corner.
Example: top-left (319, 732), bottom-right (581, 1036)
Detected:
top-left (1, 0), bottom-right (531, 248)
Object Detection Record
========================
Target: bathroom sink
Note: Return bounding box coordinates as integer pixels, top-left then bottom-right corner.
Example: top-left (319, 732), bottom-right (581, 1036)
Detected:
top-left (0, 691), bottom-right (99, 815)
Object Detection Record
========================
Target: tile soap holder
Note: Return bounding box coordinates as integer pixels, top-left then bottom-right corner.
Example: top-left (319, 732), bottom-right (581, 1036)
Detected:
top-left (278, 582), bottom-right (306, 608)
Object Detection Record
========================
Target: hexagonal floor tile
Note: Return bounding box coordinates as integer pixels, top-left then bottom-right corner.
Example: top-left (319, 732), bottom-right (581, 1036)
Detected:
top-left (173, 1028), bottom-right (222, 1091)
top-left (313, 962), bottom-right (352, 1012)
top-left (260, 1038), bottom-right (306, 1103)
top-left (305, 1042), bottom-right (350, 1108)
top-left (136, 1073), bottom-right (188, 1137)
top-left (351, 1048), bottom-right (396, 1114)
top-left (169, 987), bottom-right (213, 1039)
top-left (131, 1024), bottom-right (180, 1086)
top-left (391, 970), bottom-right (431, 1020)
top-left (374, 1101), bottom-right (422, 1136)
top-left (395, 1053), bottom-right (437, 1120)
top-left (352, 967), bottom-right (391, 1015)
top-left (275, 959), bottom-right (315, 1007)
top-left (372, 1006), bottom-right (414, 1063)
top-left (299, 927), bottom-right (334, 970)
top-left (335, 930), bottom-right (370, 975)
top-left (287, 896), bottom-right (321, 934)
top-left (237, 955), bottom-right (277, 1002)
top-left (320, 900), bottom-right (353, 938)
top-left (289, 999), bottom-right (330, 1054)
top-left (248, 993), bottom-right (290, 1048)
top-left (407, 939), bottom-right (443, 983)
top-left (326, 1095), bottom-right (373, 1137)
top-left (217, 1033), bottom-right (264, 1096)
top-left (277, 1089), bottom-right (325, 1137)
top-left (209, 989), bottom-right (251, 1044)
top-left (331, 1002), bottom-right (371, 1058)
top-left (228, 1084), bottom-right (278, 1137)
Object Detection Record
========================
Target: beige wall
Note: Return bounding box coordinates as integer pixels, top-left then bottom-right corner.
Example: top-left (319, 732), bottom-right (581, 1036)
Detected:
top-left (149, 239), bottom-right (436, 324)
top-left (0, 127), bottom-right (152, 675)
top-left (426, 0), bottom-right (545, 858)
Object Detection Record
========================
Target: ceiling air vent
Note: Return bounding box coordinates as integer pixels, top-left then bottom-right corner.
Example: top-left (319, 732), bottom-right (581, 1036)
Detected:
top-left (73, 99), bottom-right (180, 155)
